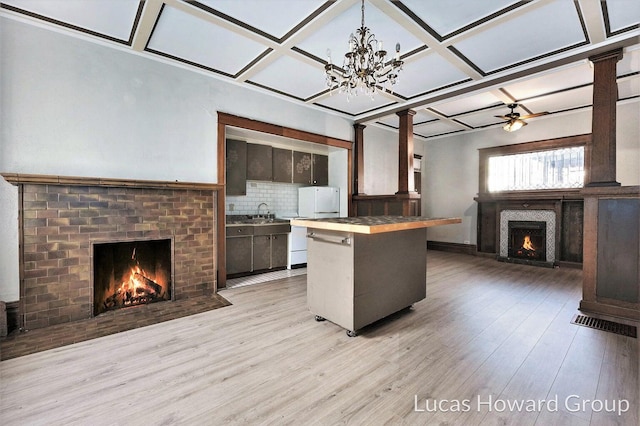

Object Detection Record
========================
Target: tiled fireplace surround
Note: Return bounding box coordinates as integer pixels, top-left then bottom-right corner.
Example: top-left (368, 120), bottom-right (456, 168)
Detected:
top-left (3, 174), bottom-right (220, 331)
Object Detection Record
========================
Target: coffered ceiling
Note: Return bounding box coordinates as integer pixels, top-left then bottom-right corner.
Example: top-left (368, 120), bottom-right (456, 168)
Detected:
top-left (1, 0), bottom-right (639, 139)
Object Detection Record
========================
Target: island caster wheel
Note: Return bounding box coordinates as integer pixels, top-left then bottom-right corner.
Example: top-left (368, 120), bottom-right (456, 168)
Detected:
top-left (314, 315), bottom-right (326, 322)
top-left (346, 330), bottom-right (357, 337)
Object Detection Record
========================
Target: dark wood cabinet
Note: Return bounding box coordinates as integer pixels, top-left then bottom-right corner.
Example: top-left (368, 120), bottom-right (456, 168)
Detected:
top-left (226, 235), bottom-right (252, 274)
top-left (226, 139), bottom-right (247, 195)
top-left (271, 234), bottom-right (288, 268)
top-left (247, 143), bottom-right (273, 181)
top-left (227, 223), bottom-right (290, 276)
top-left (252, 233), bottom-right (289, 271)
top-left (293, 151), bottom-right (312, 184)
top-left (273, 148), bottom-right (293, 183)
top-left (252, 235), bottom-right (271, 270)
top-left (228, 144), bottom-right (326, 186)
top-left (311, 154), bottom-right (328, 186)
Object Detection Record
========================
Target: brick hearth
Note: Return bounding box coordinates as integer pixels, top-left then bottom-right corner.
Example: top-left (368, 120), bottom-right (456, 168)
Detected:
top-left (3, 174), bottom-right (222, 331)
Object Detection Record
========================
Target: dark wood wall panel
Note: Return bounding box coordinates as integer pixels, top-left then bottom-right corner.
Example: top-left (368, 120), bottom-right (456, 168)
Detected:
top-left (596, 199), bottom-right (639, 302)
top-left (477, 202), bottom-right (497, 253)
top-left (560, 201), bottom-right (584, 263)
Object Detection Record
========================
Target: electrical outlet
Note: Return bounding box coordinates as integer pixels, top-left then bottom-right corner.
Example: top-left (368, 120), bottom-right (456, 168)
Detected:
top-left (464, 240), bottom-right (470, 244)
top-left (229, 203), bottom-right (234, 211)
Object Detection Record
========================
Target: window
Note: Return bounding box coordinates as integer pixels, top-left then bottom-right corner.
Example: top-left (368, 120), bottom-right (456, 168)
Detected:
top-left (487, 146), bottom-right (584, 192)
top-left (478, 134), bottom-right (590, 194)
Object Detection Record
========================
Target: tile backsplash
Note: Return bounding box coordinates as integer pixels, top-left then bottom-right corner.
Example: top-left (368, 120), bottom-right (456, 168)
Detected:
top-left (226, 181), bottom-right (305, 216)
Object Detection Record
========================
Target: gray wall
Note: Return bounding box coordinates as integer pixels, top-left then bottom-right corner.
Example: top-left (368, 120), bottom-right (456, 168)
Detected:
top-left (0, 17), bottom-right (353, 301)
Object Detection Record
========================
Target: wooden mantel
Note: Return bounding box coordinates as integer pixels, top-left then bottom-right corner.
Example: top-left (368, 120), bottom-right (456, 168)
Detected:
top-left (1, 173), bottom-right (223, 191)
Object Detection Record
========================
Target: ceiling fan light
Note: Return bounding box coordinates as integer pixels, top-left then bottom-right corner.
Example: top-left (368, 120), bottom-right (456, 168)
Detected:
top-left (503, 119), bottom-right (524, 132)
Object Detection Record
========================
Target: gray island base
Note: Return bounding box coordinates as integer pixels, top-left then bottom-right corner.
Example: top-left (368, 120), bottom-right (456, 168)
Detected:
top-left (290, 216), bottom-right (462, 336)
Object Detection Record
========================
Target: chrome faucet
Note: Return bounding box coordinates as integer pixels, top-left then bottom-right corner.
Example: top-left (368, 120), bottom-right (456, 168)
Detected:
top-left (257, 202), bottom-right (269, 218)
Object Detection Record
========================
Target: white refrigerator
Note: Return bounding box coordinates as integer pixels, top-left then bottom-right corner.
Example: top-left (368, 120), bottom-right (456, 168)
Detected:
top-left (298, 186), bottom-right (340, 218)
top-left (288, 187), bottom-right (340, 269)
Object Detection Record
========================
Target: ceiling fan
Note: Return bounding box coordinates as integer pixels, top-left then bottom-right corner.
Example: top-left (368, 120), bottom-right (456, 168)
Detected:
top-left (496, 103), bottom-right (549, 132)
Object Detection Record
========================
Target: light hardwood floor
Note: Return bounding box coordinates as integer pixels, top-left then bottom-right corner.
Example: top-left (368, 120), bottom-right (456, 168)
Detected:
top-left (1, 251), bottom-right (637, 425)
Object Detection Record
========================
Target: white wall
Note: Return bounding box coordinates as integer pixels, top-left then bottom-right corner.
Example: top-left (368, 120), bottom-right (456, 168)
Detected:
top-left (328, 148), bottom-right (349, 216)
top-left (0, 17), bottom-right (353, 301)
top-left (361, 125), bottom-right (398, 194)
top-left (419, 101), bottom-right (640, 245)
top-left (0, 179), bottom-right (19, 302)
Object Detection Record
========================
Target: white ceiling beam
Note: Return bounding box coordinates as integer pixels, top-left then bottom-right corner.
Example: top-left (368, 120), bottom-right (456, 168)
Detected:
top-left (235, 0), bottom-right (357, 82)
top-left (369, 0), bottom-right (483, 81)
top-left (131, 0), bottom-right (163, 51)
top-left (576, 0), bottom-right (607, 44)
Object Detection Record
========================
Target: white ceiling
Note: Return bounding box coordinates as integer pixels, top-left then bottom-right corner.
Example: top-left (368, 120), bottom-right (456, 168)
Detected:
top-left (1, 0), bottom-right (639, 140)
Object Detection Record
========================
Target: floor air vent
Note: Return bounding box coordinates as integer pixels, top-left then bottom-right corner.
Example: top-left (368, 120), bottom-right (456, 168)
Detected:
top-left (571, 314), bottom-right (637, 338)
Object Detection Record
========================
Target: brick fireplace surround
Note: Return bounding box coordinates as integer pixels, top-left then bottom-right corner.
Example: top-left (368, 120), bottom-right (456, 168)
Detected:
top-left (2, 174), bottom-right (222, 331)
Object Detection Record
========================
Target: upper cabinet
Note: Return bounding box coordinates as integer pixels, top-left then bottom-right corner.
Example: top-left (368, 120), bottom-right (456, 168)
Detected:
top-left (293, 152), bottom-right (328, 185)
top-left (312, 154), bottom-right (328, 186)
top-left (226, 141), bottom-right (329, 191)
top-left (293, 151), bottom-right (312, 184)
top-left (273, 148), bottom-right (293, 183)
top-left (226, 139), bottom-right (247, 195)
top-left (247, 143), bottom-right (273, 181)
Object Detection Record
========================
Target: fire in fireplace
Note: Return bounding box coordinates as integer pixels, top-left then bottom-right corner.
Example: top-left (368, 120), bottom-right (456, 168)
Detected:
top-left (508, 221), bottom-right (547, 263)
top-left (93, 239), bottom-right (172, 316)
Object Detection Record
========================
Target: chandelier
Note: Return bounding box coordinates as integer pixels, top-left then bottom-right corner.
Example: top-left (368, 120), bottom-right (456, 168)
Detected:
top-left (324, 0), bottom-right (403, 100)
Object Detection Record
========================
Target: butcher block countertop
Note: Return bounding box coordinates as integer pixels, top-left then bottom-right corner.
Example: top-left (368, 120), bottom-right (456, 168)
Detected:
top-left (290, 216), bottom-right (462, 234)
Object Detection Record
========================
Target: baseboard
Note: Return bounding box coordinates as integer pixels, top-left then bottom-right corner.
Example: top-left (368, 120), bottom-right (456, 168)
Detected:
top-left (556, 260), bottom-right (583, 269)
top-left (579, 300), bottom-right (640, 321)
top-left (427, 241), bottom-right (477, 256)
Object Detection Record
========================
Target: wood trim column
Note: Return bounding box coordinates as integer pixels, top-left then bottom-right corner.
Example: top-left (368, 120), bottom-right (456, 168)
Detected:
top-left (396, 109), bottom-right (416, 195)
top-left (217, 120), bottom-right (227, 289)
top-left (586, 49), bottom-right (622, 187)
top-left (354, 124), bottom-right (366, 195)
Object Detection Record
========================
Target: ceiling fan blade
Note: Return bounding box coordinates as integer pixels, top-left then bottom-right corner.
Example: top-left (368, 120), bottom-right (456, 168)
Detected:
top-left (494, 115), bottom-right (511, 120)
top-left (519, 111), bottom-right (549, 120)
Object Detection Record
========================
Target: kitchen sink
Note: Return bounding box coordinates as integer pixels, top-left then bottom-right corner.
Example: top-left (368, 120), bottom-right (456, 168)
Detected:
top-left (226, 215), bottom-right (290, 226)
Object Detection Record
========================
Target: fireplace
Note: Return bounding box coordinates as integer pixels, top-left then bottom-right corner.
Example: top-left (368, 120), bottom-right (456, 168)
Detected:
top-left (508, 221), bottom-right (546, 262)
top-left (1, 174), bottom-right (219, 331)
top-left (499, 209), bottom-right (556, 267)
top-left (93, 239), bottom-right (173, 316)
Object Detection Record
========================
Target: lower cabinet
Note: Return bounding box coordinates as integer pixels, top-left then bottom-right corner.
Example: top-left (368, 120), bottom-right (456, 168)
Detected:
top-left (226, 236), bottom-right (252, 275)
top-left (253, 234), bottom-right (288, 271)
top-left (226, 225), bottom-right (290, 277)
top-left (252, 235), bottom-right (271, 271)
top-left (270, 234), bottom-right (288, 269)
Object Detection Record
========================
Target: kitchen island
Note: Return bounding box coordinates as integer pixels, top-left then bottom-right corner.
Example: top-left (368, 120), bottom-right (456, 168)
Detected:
top-left (290, 216), bottom-right (462, 336)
